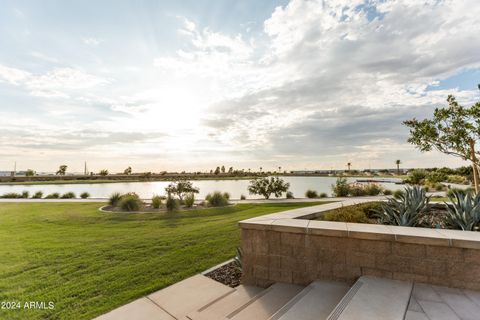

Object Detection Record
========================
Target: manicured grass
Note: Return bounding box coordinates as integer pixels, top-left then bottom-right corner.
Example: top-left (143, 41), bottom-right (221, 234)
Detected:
top-left (0, 201), bottom-right (328, 319)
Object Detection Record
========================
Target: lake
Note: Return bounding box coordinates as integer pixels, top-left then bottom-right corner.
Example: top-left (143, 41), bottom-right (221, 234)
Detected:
top-left (0, 176), bottom-right (404, 199)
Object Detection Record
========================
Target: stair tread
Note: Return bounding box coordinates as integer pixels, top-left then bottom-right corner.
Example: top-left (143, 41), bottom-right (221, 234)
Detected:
top-left (271, 280), bottom-right (350, 320)
top-left (148, 274), bottom-right (234, 319)
top-left (328, 276), bottom-right (412, 320)
top-left (188, 285), bottom-right (263, 320)
top-left (228, 283), bottom-right (304, 320)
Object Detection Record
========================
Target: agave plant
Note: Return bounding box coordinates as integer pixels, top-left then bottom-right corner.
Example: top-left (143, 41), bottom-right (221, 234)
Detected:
top-left (376, 186), bottom-right (429, 226)
top-left (445, 190), bottom-right (480, 231)
top-left (233, 247), bottom-right (243, 271)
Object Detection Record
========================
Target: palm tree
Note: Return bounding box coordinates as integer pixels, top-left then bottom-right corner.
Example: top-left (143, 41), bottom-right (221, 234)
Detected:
top-left (259, 167), bottom-right (263, 172)
top-left (278, 166), bottom-right (282, 173)
top-left (395, 160), bottom-right (401, 175)
top-left (347, 162), bottom-right (351, 171)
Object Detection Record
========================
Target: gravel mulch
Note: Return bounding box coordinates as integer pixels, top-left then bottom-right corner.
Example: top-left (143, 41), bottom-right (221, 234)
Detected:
top-left (205, 261), bottom-right (242, 288)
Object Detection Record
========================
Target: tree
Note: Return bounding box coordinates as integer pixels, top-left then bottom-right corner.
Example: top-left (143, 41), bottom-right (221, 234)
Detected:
top-left (221, 165), bottom-right (225, 173)
top-left (124, 166), bottom-right (132, 175)
top-left (259, 167), bottom-right (263, 172)
top-left (56, 165), bottom-right (67, 176)
top-left (228, 167), bottom-right (233, 174)
top-left (214, 167), bottom-right (220, 175)
top-left (25, 169), bottom-right (35, 177)
top-left (347, 162), bottom-right (351, 171)
top-left (403, 90), bottom-right (480, 192)
top-left (278, 166), bottom-right (282, 173)
top-left (248, 177), bottom-right (290, 199)
top-left (99, 169), bottom-right (109, 176)
top-left (165, 180), bottom-right (199, 201)
top-left (395, 160), bottom-right (401, 175)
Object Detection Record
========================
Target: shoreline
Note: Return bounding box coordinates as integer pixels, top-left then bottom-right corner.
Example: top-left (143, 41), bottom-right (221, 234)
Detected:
top-left (0, 174), bottom-right (406, 186)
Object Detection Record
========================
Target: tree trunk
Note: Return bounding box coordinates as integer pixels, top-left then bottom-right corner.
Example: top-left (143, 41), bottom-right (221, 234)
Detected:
top-left (470, 140), bottom-right (479, 194)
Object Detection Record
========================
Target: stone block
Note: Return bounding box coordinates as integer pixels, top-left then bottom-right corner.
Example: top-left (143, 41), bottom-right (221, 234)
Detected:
top-left (393, 272), bottom-right (428, 283)
top-left (349, 239), bottom-right (392, 254)
top-left (425, 245), bottom-right (463, 261)
top-left (393, 242), bottom-right (426, 258)
top-left (361, 267), bottom-right (393, 279)
top-left (281, 232), bottom-right (305, 247)
top-left (346, 251), bottom-right (375, 268)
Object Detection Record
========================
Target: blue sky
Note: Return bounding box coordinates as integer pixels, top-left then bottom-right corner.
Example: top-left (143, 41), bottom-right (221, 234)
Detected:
top-left (0, 0), bottom-right (479, 173)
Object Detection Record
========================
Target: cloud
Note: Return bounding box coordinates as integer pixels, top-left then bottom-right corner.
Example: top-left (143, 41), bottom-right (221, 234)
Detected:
top-left (82, 37), bottom-right (103, 46)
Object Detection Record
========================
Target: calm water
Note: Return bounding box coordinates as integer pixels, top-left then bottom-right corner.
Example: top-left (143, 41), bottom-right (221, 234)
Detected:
top-left (0, 176), bottom-right (404, 199)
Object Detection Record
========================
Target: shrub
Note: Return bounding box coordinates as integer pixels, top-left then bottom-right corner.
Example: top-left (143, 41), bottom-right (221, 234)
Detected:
top-left (426, 171), bottom-right (447, 184)
top-left (45, 192), bottom-right (60, 199)
top-left (383, 189), bottom-right (393, 196)
top-left (109, 192), bottom-right (122, 206)
top-left (223, 192), bottom-right (230, 200)
top-left (405, 169), bottom-right (427, 185)
top-left (445, 190), bottom-right (480, 231)
top-left (393, 189), bottom-right (405, 199)
top-left (0, 192), bottom-right (22, 199)
top-left (447, 175), bottom-right (469, 185)
top-left (21, 191), bottom-right (29, 198)
top-left (166, 196), bottom-right (179, 212)
top-left (332, 177), bottom-right (349, 197)
top-left (319, 192), bottom-right (328, 198)
top-left (118, 193), bottom-right (143, 212)
top-left (321, 202), bottom-right (382, 223)
top-left (348, 184), bottom-right (367, 197)
top-left (323, 207), bottom-right (370, 223)
top-left (206, 191), bottom-right (229, 207)
top-left (305, 190), bottom-right (318, 198)
top-left (80, 192), bottom-right (90, 199)
top-left (151, 195), bottom-right (162, 209)
top-left (61, 192), bottom-right (76, 199)
top-left (286, 191), bottom-right (294, 199)
top-left (184, 193), bottom-right (195, 208)
top-left (365, 184), bottom-right (383, 196)
top-left (376, 186), bottom-right (429, 226)
top-left (32, 191), bottom-right (43, 199)
top-left (435, 183), bottom-right (444, 191)
top-left (240, 194), bottom-right (246, 200)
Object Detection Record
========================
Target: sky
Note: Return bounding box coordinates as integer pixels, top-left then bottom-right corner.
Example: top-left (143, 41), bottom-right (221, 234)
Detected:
top-left (0, 0), bottom-right (479, 173)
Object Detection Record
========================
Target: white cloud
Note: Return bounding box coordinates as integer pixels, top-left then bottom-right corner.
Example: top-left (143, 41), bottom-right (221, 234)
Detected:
top-left (82, 37), bottom-right (103, 46)
top-left (0, 65), bottom-right (31, 85)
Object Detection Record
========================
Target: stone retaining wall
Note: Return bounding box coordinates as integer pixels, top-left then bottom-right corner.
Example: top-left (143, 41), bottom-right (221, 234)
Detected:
top-left (239, 202), bottom-right (480, 290)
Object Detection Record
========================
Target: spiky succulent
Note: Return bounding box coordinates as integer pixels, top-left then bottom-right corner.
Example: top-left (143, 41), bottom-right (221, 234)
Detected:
top-left (376, 186), bottom-right (429, 226)
top-left (445, 190), bottom-right (480, 231)
top-left (233, 247), bottom-right (243, 271)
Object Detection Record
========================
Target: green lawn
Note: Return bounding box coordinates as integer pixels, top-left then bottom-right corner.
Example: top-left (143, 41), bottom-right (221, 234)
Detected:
top-left (0, 202), bottom-right (326, 320)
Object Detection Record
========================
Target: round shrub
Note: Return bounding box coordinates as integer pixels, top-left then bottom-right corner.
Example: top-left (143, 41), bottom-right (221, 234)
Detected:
top-left (45, 192), bottom-right (60, 199)
top-left (118, 193), bottom-right (143, 211)
top-left (184, 193), bottom-right (195, 208)
top-left (240, 194), bottom-right (246, 200)
top-left (348, 185), bottom-right (367, 197)
top-left (435, 183), bottom-right (444, 191)
top-left (305, 190), bottom-right (318, 198)
top-left (151, 195), bottom-right (162, 209)
top-left (80, 192), bottom-right (90, 199)
top-left (206, 191), bottom-right (229, 207)
top-left (383, 189), bottom-right (393, 196)
top-left (109, 192), bottom-right (122, 206)
top-left (21, 191), bottom-right (29, 199)
top-left (286, 191), bottom-right (294, 199)
top-left (61, 192), bottom-right (76, 199)
top-left (332, 177), bottom-right (350, 197)
top-left (166, 196), bottom-right (179, 212)
top-left (319, 192), bottom-right (328, 198)
top-left (365, 184), bottom-right (382, 196)
top-left (32, 191), bottom-right (43, 199)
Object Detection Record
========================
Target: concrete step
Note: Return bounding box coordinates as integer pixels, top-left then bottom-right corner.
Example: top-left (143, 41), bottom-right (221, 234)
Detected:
top-left (187, 285), bottom-right (264, 320)
top-left (327, 276), bottom-right (413, 320)
top-left (148, 274), bottom-right (234, 319)
top-left (227, 283), bottom-right (304, 320)
top-left (93, 297), bottom-right (175, 320)
top-left (270, 280), bottom-right (351, 320)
